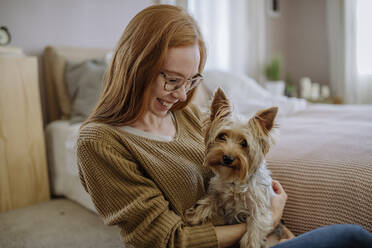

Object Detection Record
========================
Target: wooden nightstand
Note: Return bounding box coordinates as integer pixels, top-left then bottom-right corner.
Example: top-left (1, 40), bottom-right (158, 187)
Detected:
top-left (0, 52), bottom-right (50, 212)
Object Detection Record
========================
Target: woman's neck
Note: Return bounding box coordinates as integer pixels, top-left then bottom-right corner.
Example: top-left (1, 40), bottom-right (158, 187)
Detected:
top-left (130, 112), bottom-right (176, 137)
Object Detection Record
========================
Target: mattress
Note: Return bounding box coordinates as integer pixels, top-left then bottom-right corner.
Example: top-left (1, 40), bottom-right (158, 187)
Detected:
top-left (45, 120), bottom-right (96, 212)
top-left (267, 103), bottom-right (372, 234)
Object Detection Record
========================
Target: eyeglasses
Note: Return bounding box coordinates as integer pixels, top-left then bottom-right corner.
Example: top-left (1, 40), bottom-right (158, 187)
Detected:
top-left (160, 71), bottom-right (203, 92)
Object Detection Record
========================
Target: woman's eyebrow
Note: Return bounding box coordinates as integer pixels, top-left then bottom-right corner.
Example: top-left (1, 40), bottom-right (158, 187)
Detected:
top-left (163, 69), bottom-right (199, 78)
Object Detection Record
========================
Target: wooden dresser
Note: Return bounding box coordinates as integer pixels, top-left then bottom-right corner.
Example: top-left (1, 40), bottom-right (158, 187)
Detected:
top-left (0, 51), bottom-right (50, 212)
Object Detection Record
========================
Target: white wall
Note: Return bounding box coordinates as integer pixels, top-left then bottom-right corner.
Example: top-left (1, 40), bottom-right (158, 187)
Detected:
top-left (286, 0), bottom-right (329, 87)
top-left (266, 0), bottom-right (290, 80)
top-left (0, 0), bottom-right (152, 56)
top-left (0, 0), bottom-right (152, 123)
top-left (266, 0), bottom-right (329, 90)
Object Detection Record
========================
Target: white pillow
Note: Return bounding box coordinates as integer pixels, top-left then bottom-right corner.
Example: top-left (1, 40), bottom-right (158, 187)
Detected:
top-left (203, 70), bottom-right (307, 116)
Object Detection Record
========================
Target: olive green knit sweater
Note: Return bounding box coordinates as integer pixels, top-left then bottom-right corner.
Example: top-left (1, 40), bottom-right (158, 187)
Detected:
top-left (77, 104), bottom-right (218, 248)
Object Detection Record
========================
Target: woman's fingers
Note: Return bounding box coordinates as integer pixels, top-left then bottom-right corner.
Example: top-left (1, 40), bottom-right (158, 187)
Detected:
top-left (272, 180), bottom-right (285, 197)
top-left (271, 180), bottom-right (288, 226)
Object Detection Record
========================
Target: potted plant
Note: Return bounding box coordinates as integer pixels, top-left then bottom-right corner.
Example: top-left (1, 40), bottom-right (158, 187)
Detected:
top-left (264, 57), bottom-right (285, 96)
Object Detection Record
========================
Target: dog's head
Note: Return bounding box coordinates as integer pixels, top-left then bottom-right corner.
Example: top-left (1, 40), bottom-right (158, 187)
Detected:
top-left (203, 88), bottom-right (278, 183)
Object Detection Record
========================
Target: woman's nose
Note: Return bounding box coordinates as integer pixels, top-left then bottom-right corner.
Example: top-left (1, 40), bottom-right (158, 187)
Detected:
top-left (171, 86), bottom-right (188, 102)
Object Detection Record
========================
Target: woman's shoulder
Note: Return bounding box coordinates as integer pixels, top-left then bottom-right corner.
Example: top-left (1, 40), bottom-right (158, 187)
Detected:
top-left (78, 122), bottom-right (121, 146)
top-left (180, 103), bottom-right (202, 119)
top-left (178, 103), bottom-right (208, 124)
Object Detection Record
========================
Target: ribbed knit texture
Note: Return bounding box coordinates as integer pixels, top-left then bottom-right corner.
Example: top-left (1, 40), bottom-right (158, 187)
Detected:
top-left (77, 104), bottom-right (218, 248)
top-left (266, 104), bottom-right (372, 236)
top-left (267, 158), bottom-right (372, 236)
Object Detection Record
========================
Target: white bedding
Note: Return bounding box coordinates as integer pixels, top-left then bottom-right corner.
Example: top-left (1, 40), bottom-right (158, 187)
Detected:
top-left (202, 70), bottom-right (308, 116)
top-left (45, 120), bottom-right (96, 212)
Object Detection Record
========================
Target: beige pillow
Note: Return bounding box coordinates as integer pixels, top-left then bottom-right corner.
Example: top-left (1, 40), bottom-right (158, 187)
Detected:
top-left (43, 46), bottom-right (111, 121)
top-left (65, 59), bottom-right (106, 123)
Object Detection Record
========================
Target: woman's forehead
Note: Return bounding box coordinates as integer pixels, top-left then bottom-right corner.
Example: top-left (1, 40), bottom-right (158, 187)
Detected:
top-left (163, 45), bottom-right (200, 78)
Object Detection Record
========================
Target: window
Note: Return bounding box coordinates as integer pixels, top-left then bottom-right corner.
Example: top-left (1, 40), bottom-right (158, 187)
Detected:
top-left (356, 0), bottom-right (372, 74)
top-left (188, 0), bottom-right (230, 71)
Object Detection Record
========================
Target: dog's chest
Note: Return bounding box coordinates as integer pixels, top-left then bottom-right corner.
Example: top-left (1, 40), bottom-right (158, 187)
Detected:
top-left (218, 185), bottom-right (248, 208)
top-left (211, 174), bottom-right (273, 224)
top-left (215, 184), bottom-right (254, 220)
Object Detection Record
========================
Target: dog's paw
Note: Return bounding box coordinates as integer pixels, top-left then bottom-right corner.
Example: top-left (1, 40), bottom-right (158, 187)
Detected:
top-left (240, 230), bottom-right (268, 248)
top-left (184, 207), bottom-right (195, 218)
top-left (260, 240), bottom-right (269, 248)
top-left (184, 208), bottom-right (203, 225)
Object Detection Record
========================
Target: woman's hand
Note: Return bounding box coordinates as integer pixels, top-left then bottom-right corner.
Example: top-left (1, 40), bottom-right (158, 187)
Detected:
top-left (271, 180), bottom-right (287, 227)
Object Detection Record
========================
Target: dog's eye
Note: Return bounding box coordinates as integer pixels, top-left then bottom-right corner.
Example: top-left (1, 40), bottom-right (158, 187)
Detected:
top-left (240, 140), bottom-right (247, 148)
top-left (217, 133), bottom-right (227, 141)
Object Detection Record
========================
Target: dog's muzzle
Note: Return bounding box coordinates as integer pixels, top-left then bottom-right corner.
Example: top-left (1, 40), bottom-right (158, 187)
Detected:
top-left (222, 155), bottom-right (235, 165)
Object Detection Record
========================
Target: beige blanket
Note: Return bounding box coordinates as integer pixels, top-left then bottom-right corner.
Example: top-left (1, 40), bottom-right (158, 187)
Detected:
top-left (267, 104), bottom-right (372, 235)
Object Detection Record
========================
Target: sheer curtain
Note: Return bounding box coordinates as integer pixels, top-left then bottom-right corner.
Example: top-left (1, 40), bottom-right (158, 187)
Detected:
top-left (356, 0), bottom-right (372, 103)
top-left (327, 0), bottom-right (372, 104)
top-left (187, 0), bottom-right (266, 83)
top-left (156, 0), bottom-right (187, 9)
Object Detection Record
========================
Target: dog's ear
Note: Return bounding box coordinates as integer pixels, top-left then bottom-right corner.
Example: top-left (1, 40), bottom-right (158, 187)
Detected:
top-left (210, 87), bottom-right (231, 122)
top-left (254, 107), bottom-right (278, 133)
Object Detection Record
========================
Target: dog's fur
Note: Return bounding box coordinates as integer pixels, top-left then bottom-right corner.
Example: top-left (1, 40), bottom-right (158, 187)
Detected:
top-left (185, 88), bottom-right (294, 248)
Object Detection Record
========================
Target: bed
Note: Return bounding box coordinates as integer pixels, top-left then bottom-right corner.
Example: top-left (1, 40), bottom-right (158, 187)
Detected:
top-left (43, 46), bottom-right (372, 235)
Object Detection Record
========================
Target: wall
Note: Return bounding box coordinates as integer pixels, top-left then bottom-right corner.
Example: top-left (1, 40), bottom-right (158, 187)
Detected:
top-left (266, 0), bottom-right (290, 79)
top-left (0, 0), bottom-right (152, 56)
top-left (286, 0), bottom-right (329, 87)
top-left (0, 0), bottom-right (152, 123)
top-left (266, 0), bottom-right (329, 89)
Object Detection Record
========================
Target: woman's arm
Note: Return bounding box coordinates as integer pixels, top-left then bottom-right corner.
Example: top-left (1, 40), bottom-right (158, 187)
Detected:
top-left (215, 224), bottom-right (246, 248)
top-left (77, 132), bottom-right (218, 248)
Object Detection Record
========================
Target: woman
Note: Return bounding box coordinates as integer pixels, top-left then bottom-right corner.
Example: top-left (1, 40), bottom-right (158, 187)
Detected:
top-left (77, 4), bottom-right (372, 248)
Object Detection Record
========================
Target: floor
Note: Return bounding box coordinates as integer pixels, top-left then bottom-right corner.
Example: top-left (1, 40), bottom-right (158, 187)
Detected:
top-left (0, 198), bottom-right (123, 248)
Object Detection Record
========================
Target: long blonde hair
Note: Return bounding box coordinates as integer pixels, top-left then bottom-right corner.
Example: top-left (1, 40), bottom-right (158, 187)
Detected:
top-left (83, 4), bottom-right (207, 127)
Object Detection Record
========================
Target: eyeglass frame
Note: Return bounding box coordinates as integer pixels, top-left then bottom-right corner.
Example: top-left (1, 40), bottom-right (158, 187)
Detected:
top-left (160, 71), bottom-right (203, 92)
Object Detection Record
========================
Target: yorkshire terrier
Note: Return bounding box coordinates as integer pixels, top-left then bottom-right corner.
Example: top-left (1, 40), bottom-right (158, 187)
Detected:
top-left (185, 88), bottom-right (294, 248)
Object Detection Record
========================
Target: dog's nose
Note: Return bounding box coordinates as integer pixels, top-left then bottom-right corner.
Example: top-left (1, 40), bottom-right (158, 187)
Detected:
top-left (222, 155), bottom-right (235, 165)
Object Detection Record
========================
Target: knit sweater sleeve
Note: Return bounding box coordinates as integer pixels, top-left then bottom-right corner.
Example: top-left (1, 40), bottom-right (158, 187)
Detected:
top-left (77, 131), bottom-right (218, 248)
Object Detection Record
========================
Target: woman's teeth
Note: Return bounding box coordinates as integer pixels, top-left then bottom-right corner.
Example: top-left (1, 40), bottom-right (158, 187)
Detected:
top-left (159, 99), bottom-right (172, 108)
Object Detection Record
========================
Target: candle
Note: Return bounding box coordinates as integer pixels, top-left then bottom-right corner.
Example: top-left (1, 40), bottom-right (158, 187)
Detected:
top-left (300, 77), bottom-right (312, 99)
top-left (311, 83), bottom-right (320, 100)
top-left (321, 85), bottom-right (330, 99)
